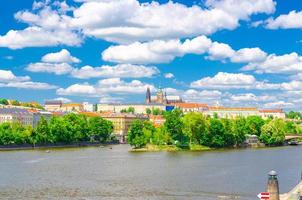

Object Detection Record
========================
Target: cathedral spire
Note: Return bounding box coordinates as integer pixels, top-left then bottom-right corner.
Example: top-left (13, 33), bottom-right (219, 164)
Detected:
top-left (146, 87), bottom-right (151, 103)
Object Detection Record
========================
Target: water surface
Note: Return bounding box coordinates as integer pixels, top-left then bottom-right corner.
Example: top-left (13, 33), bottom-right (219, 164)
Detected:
top-left (0, 145), bottom-right (301, 200)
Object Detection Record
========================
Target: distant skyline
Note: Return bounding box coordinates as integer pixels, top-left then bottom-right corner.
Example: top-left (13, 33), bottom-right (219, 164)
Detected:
top-left (1, 0), bottom-right (302, 110)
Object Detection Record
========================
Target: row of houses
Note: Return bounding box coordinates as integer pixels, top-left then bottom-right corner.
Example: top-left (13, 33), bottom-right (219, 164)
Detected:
top-left (0, 108), bottom-right (52, 128)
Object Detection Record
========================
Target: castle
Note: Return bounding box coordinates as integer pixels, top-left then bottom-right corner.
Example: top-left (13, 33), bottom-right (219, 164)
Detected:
top-left (145, 87), bottom-right (183, 104)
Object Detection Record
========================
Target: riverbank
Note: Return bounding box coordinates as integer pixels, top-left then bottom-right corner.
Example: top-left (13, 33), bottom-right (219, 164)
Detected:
top-left (0, 141), bottom-right (119, 151)
top-left (129, 144), bottom-right (212, 152)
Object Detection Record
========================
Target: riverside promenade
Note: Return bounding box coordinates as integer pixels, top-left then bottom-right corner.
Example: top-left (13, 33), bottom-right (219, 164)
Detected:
top-left (280, 181), bottom-right (302, 200)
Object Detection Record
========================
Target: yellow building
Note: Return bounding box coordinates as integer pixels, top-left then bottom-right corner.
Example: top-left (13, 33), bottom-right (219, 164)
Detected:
top-left (44, 100), bottom-right (62, 112)
top-left (101, 113), bottom-right (148, 143)
top-left (61, 103), bottom-right (83, 112)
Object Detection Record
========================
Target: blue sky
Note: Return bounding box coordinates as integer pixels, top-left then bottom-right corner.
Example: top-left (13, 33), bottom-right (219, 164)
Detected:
top-left (1, 0), bottom-right (302, 110)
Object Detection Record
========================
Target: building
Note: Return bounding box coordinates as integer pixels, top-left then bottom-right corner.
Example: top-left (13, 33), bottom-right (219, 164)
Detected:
top-left (0, 108), bottom-right (34, 127)
top-left (204, 107), bottom-right (260, 118)
top-left (97, 103), bottom-right (166, 114)
top-left (149, 115), bottom-right (165, 127)
top-left (101, 113), bottom-right (148, 143)
top-left (44, 100), bottom-right (62, 111)
top-left (29, 110), bottom-right (53, 128)
top-left (82, 102), bottom-right (97, 112)
top-left (259, 109), bottom-right (286, 119)
top-left (146, 87), bottom-right (183, 104)
top-left (173, 103), bottom-right (209, 113)
top-left (61, 103), bottom-right (83, 112)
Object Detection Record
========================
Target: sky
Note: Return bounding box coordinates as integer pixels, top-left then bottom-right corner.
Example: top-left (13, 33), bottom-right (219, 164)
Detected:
top-left (1, 0), bottom-right (302, 110)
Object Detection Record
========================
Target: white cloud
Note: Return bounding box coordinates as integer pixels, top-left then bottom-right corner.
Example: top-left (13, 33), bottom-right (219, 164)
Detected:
top-left (0, 81), bottom-right (57, 90)
top-left (102, 36), bottom-right (212, 64)
top-left (265, 11), bottom-right (302, 29)
top-left (26, 62), bottom-right (73, 75)
top-left (242, 52), bottom-right (302, 74)
top-left (71, 0), bottom-right (275, 43)
top-left (183, 89), bottom-right (223, 102)
top-left (264, 101), bottom-right (294, 109)
top-left (71, 64), bottom-right (159, 79)
top-left (208, 42), bottom-right (235, 60)
top-left (57, 83), bottom-right (97, 96)
top-left (190, 72), bottom-right (283, 90)
top-left (0, 70), bottom-right (30, 82)
top-left (102, 35), bottom-right (268, 64)
top-left (164, 73), bottom-right (174, 79)
top-left (191, 72), bottom-right (256, 89)
top-left (41, 49), bottom-right (80, 63)
top-left (0, 27), bottom-right (82, 49)
top-left (0, 69), bottom-right (57, 90)
top-left (56, 78), bottom-right (155, 97)
top-left (230, 48), bottom-right (267, 63)
top-left (52, 97), bottom-right (72, 103)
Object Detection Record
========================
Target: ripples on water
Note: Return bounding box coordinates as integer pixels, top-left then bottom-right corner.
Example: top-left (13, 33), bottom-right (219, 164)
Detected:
top-left (0, 145), bottom-right (301, 200)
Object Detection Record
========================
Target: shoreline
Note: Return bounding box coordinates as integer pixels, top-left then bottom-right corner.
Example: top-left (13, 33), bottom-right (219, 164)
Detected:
top-left (0, 141), bottom-right (119, 151)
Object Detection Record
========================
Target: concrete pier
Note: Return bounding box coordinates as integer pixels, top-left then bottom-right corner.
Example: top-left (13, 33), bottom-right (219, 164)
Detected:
top-left (267, 171), bottom-right (280, 200)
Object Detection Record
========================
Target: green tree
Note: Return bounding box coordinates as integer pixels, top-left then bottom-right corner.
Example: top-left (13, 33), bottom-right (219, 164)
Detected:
top-left (203, 118), bottom-right (226, 148)
top-left (152, 108), bottom-right (162, 115)
top-left (286, 111), bottom-right (302, 119)
top-left (232, 117), bottom-right (248, 145)
top-left (0, 99), bottom-right (8, 105)
top-left (88, 117), bottom-right (113, 142)
top-left (259, 119), bottom-right (286, 145)
top-left (245, 116), bottom-right (265, 136)
top-left (11, 100), bottom-right (20, 106)
top-left (146, 108), bottom-right (152, 115)
top-left (164, 109), bottom-right (187, 145)
top-left (127, 107), bottom-right (135, 114)
top-left (33, 116), bottom-right (51, 144)
top-left (182, 112), bottom-right (208, 144)
top-left (127, 120), bottom-right (148, 148)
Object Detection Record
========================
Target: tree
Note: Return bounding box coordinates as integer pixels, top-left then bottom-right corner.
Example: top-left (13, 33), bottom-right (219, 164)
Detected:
top-left (127, 120), bottom-right (148, 148)
top-left (127, 107), bottom-right (135, 114)
top-left (245, 116), bottom-right (265, 136)
top-left (146, 108), bottom-right (152, 115)
top-left (203, 118), bottom-right (226, 148)
top-left (88, 117), bottom-right (113, 142)
top-left (259, 119), bottom-right (286, 145)
top-left (0, 99), bottom-right (8, 105)
top-left (33, 116), bottom-right (51, 144)
top-left (232, 117), bottom-right (248, 145)
top-left (164, 109), bottom-right (187, 145)
top-left (182, 112), bottom-right (208, 145)
top-left (286, 111), bottom-right (302, 119)
top-left (285, 121), bottom-right (302, 134)
top-left (11, 100), bottom-right (20, 106)
top-left (152, 108), bottom-right (162, 115)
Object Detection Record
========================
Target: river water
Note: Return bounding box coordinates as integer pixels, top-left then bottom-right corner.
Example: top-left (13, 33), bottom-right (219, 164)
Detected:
top-left (0, 145), bottom-right (302, 200)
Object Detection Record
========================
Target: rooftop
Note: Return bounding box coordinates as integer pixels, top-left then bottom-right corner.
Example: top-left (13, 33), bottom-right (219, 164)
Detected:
top-left (0, 108), bottom-right (32, 115)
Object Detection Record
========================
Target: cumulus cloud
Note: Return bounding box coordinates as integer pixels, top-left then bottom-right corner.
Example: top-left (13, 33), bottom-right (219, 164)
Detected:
top-left (51, 97), bottom-right (72, 103)
top-left (164, 73), bottom-right (174, 79)
top-left (71, 0), bottom-right (275, 43)
top-left (242, 52), bottom-right (302, 74)
top-left (102, 36), bottom-right (212, 64)
top-left (0, 70), bottom-right (30, 82)
top-left (265, 11), bottom-right (302, 29)
top-left (56, 78), bottom-right (155, 97)
top-left (71, 64), bottom-right (159, 79)
top-left (0, 69), bottom-right (57, 90)
top-left (0, 27), bottom-right (82, 49)
top-left (26, 62), bottom-right (73, 75)
top-left (190, 72), bottom-right (285, 90)
top-left (41, 49), bottom-right (80, 63)
top-left (102, 35), bottom-right (268, 64)
top-left (0, 0), bottom-right (276, 49)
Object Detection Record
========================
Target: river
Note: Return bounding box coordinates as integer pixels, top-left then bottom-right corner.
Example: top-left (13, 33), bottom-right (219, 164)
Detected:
top-left (0, 145), bottom-right (302, 200)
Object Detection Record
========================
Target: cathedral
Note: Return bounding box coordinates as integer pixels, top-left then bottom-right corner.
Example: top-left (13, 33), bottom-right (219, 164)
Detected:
top-left (145, 87), bottom-right (183, 105)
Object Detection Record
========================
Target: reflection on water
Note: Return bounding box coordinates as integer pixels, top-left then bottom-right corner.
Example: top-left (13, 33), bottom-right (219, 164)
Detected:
top-left (0, 145), bottom-right (302, 200)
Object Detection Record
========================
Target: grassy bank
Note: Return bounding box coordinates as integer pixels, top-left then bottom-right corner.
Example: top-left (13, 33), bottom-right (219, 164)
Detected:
top-left (130, 144), bottom-right (211, 152)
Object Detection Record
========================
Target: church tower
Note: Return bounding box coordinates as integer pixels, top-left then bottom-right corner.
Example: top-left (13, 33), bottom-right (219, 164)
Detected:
top-left (156, 88), bottom-right (165, 104)
top-left (146, 87), bottom-right (151, 103)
